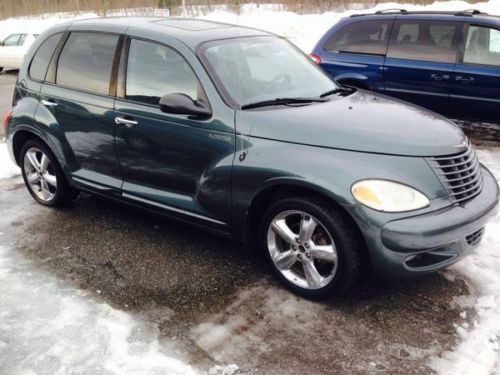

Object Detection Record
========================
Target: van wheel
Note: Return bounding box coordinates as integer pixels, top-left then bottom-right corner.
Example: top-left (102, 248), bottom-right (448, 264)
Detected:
top-left (259, 196), bottom-right (362, 299)
top-left (20, 140), bottom-right (79, 207)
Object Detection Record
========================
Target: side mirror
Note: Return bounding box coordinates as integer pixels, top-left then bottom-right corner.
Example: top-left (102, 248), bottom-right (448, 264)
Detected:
top-left (159, 93), bottom-right (211, 119)
top-left (0, 41), bottom-right (4, 47)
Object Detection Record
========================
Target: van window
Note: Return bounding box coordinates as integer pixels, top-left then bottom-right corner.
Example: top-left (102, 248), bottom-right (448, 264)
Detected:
top-left (56, 32), bottom-right (119, 95)
top-left (387, 20), bottom-right (460, 63)
top-left (29, 33), bottom-right (62, 81)
top-left (464, 25), bottom-right (500, 66)
top-left (125, 39), bottom-right (201, 105)
top-left (324, 20), bottom-right (391, 55)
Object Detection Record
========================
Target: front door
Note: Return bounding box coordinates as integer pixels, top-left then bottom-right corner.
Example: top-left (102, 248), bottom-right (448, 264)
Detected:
top-left (114, 37), bottom-right (235, 228)
top-left (450, 24), bottom-right (500, 123)
top-left (39, 31), bottom-right (123, 191)
top-left (383, 18), bottom-right (462, 116)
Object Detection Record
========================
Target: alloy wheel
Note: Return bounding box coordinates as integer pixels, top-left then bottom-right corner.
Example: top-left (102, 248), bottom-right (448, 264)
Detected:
top-left (267, 210), bottom-right (339, 290)
top-left (23, 147), bottom-right (57, 202)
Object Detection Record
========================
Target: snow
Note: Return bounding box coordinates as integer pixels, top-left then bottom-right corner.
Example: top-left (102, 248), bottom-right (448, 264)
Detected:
top-left (0, 142), bottom-right (20, 179)
top-left (0, 243), bottom-right (198, 374)
top-left (430, 147), bottom-right (500, 375)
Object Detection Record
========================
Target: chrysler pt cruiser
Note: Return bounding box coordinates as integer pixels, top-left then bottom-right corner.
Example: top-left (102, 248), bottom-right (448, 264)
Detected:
top-left (5, 18), bottom-right (499, 299)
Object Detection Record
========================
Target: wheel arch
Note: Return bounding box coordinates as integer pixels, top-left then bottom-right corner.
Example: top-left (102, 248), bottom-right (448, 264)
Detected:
top-left (245, 180), bottom-right (370, 269)
top-left (12, 128), bottom-right (52, 166)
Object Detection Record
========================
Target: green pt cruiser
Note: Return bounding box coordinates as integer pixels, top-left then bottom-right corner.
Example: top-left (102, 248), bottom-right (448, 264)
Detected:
top-left (5, 18), bottom-right (499, 299)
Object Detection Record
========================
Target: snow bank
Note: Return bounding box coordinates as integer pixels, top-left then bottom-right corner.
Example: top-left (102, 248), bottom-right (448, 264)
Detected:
top-left (0, 244), bottom-right (197, 374)
top-left (0, 142), bottom-right (20, 179)
top-left (431, 148), bottom-right (500, 375)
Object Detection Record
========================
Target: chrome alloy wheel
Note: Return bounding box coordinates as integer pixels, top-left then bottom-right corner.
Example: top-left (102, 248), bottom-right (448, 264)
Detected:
top-left (267, 210), bottom-right (339, 290)
top-left (23, 147), bottom-right (57, 202)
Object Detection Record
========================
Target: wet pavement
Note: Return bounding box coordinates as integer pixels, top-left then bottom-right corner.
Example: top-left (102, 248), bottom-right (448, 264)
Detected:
top-left (0, 70), bottom-right (483, 374)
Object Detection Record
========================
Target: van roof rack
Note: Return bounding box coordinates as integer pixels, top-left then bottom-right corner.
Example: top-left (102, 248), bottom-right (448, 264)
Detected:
top-left (374, 8), bottom-right (407, 14)
top-left (351, 9), bottom-right (487, 18)
top-left (455, 9), bottom-right (482, 16)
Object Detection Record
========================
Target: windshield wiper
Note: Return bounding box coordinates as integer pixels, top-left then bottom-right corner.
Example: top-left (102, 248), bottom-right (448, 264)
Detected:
top-left (241, 97), bottom-right (327, 110)
top-left (320, 86), bottom-right (356, 98)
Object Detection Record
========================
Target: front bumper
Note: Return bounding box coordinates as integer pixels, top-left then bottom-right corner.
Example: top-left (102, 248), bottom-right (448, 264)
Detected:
top-left (368, 165), bottom-right (499, 278)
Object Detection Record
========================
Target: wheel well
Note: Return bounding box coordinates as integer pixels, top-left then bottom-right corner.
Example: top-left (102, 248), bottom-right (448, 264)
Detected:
top-left (338, 79), bottom-right (371, 91)
top-left (12, 131), bottom-right (47, 165)
top-left (246, 184), bottom-right (370, 268)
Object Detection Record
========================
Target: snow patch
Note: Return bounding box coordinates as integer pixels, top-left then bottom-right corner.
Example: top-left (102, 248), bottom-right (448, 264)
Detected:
top-left (0, 142), bottom-right (20, 179)
top-left (0, 245), bottom-right (198, 374)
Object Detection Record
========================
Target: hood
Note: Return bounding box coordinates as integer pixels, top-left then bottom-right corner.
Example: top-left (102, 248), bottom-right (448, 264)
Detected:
top-left (236, 90), bottom-right (468, 157)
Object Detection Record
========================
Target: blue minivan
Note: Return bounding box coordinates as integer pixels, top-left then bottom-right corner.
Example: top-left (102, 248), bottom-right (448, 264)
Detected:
top-left (311, 10), bottom-right (500, 123)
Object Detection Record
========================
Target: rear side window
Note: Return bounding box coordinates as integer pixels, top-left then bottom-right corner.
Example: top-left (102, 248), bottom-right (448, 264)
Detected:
top-left (125, 39), bottom-right (201, 105)
top-left (56, 32), bottom-right (119, 95)
top-left (464, 25), bottom-right (500, 66)
top-left (29, 33), bottom-right (62, 81)
top-left (387, 20), bottom-right (460, 63)
top-left (324, 20), bottom-right (391, 55)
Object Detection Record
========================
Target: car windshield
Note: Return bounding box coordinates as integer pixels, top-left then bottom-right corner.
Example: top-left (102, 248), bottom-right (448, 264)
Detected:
top-left (200, 36), bottom-right (338, 108)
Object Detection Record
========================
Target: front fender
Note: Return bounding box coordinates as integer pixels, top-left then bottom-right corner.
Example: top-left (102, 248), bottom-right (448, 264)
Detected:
top-left (230, 136), bottom-right (449, 242)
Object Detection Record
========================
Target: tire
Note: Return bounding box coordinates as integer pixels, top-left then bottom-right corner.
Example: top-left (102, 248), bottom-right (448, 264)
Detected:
top-left (259, 196), bottom-right (363, 299)
top-left (0, 67), bottom-right (3, 73)
top-left (20, 139), bottom-right (79, 207)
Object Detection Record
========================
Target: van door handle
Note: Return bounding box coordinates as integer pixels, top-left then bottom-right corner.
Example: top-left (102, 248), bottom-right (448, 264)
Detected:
top-left (115, 116), bottom-right (138, 127)
top-left (456, 76), bottom-right (475, 82)
top-left (41, 99), bottom-right (58, 107)
top-left (430, 74), bottom-right (450, 81)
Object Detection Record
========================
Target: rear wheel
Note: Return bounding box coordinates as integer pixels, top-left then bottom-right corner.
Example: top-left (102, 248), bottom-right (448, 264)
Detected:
top-left (259, 196), bottom-right (363, 299)
top-left (20, 140), bottom-right (78, 207)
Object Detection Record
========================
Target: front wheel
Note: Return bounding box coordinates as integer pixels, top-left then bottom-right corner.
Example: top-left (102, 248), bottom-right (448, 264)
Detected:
top-left (20, 140), bottom-right (78, 207)
top-left (259, 196), bottom-right (363, 299)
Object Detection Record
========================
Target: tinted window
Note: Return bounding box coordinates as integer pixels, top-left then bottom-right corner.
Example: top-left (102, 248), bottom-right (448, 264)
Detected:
top-left (57, 32), bottom-right (119, 95)
top-left (464, 25), bottom-right (500, 66)
top-left (387, 20), bottom-right (460, 63)
top-left (125, 39), bottom-right (201, 105)
top-left (29, 33), bottom-right (62, 81)
top-left (324, 20), bottom-right (391, 55)
top-left (3, 34), bottom-right (20, 47)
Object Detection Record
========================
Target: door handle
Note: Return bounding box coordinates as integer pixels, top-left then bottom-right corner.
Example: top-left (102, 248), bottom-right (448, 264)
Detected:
top-left (41, 99), bottom-right (58, 107)
top-left (115, 116), bottom-right (138, 127)
top-left (430, 74), bottom-right (450, 81)
top-left (455, 76), bottom-right (475, 82)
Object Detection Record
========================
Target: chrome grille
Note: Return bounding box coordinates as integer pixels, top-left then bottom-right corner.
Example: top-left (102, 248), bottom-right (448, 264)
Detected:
top-left (429, 144), bottom-right (483, 203)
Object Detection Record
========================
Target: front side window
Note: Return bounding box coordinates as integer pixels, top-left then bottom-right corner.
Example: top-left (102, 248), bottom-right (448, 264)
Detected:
top-left (29, 33), bottom-right (62, 81)
top-left (387, 20), bottom-right (460, 63)
top-left (324, 20), bottom-right (391, 55)
top-left (125, 39), bottom-right (201, 105)
top-left (464, 25), bottom-right (500, 66)
top-left (2, 34), bottom-right (21, 47)
top-left (56, 32), bottom-right (119, 95)
top-left (201, 36), bottom-right (337, 107)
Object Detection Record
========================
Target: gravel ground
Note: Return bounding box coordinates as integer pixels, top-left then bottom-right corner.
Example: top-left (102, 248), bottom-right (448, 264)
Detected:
top-left (0, 70), bottom-right (491, 374)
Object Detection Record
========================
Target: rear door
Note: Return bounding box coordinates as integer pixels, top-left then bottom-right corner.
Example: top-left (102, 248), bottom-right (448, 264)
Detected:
top-left (384, 18), bottom-right (463, 116)
top-left (39, 31), bottom-right (124, 192)
top-left (318, 18), bottom-right (394, 91)
top-left (114, 37), bottom-right (234, 229)
top-left (449, 23), bottom-right (500, 122)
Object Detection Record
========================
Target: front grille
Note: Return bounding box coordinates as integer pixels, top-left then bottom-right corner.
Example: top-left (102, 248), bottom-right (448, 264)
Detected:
top-left (466, 227), bottom-right (485, 246)
top-left (428, 143), bottom-right (483, 203)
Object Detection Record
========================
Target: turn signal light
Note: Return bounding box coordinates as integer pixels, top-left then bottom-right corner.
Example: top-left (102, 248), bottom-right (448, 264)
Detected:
top-left (309, 54), bottom-right (321, 64)
top-left (3, 110), bottom-right (12, 127)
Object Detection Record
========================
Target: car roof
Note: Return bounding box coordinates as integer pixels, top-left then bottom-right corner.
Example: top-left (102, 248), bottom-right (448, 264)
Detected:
top-left (349, 9), bottom-right (500, 25)
top-left (68, 17), bottom-right (271, 49)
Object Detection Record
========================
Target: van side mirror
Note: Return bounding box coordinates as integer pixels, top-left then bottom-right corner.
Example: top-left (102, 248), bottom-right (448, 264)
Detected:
top-left (159, 93), bottom-right (211, 119)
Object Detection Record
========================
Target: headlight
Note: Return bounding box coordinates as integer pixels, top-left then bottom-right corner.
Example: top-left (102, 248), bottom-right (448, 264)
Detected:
top-left (351, 180), bottom-right (430, 212)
